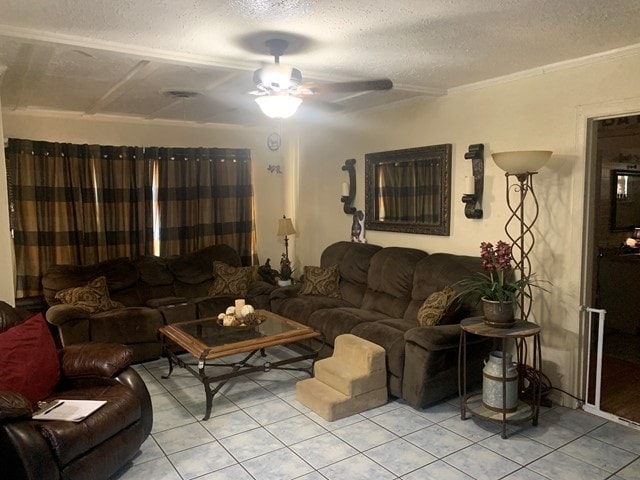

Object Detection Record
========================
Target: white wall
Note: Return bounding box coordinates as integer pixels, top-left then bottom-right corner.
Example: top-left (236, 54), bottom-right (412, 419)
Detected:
top-left (0, 94), bottom-right (16, 305)
top-left (294, 53), bottom-right (640, 404)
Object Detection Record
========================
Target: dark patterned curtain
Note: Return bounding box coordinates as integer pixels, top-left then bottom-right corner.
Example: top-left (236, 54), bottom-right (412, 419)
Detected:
top-left (378, 159), bottom-right (440, 223)
top-left (5, 139), bottom-right (151, 298)
top-left (145, 147), bottom-right (255, 264)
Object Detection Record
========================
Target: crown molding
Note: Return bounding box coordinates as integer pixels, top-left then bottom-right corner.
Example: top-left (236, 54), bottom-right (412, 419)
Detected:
top-left (1, 106), bottom-right (260, 131)
top-left (0, 24), bottom-right (256, 72)
top-left (448, 43), bottom-right (640, 95)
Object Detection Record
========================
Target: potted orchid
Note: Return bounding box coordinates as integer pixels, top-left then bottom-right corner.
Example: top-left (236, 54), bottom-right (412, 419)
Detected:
top-left (455, 240), bottom-right (548, 326)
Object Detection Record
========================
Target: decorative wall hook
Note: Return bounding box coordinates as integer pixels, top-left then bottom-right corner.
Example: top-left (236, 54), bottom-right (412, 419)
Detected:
top-left (461, 144), bottom-right (484, 219)
top-left (341, 158), bottom-right (357, 214)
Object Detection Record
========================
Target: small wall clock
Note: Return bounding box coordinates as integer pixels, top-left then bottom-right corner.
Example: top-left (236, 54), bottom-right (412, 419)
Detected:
top-left (267, 132), bottom-right (281, 151)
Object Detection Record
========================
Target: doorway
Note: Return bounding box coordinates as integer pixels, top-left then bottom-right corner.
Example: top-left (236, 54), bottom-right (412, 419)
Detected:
top-left (584, 113), bottom-right (640, 425)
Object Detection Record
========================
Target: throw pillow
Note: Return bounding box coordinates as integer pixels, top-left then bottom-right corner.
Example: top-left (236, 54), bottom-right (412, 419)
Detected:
top-left (417, 286), bottom-right (458, 327)
top-left (0, 312), bottom-right (60, 406)
top-left (209, 261), bottom-right (253, 297)
top-left (55, 276), bottom-right (124, 313)
top-left (299, 265), bottom-right (341, 298)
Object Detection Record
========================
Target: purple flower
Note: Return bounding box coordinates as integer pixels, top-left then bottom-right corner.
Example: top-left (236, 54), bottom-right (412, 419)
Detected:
top-left (480, 240), bottom-right (512, 273)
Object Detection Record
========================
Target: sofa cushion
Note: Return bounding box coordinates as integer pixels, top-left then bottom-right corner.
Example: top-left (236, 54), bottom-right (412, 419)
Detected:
top-left (55, 276), bottom-right (125, 313)
top-left (90, 307), bottom-right (163, 345)
top-left (361, 247), bottom-right (428, 318)
top-left (209, 262), bottom-right (253, 296)
top-left (417, 286), bottom-right (458, 327)
top-left (405, 253), bottom-right (483, 323)
top-left (43, 257), bottom-right (139, 307)
top-left (277, 295), bottom-right (354, 326)
top-left (135, 255), bottom-right (175, 286)
top-left (307, 307), bottom-right (385, 346)
top-left (299, 265), bottom-right (341, 298)
top-left (320, 242), bottom-right (382, 307)
top-left (352, 318), bottom-right (416, 377)
top-left (0, 313), bottom-right (60, 405)
top-left (168, 244), bottom-right (241, 284)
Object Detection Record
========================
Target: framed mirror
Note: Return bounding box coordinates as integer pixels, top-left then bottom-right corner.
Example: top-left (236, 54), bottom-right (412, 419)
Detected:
top-left (365, 144), bottom-right (451, 235)
top-left (611, 169), bottom-right (640, 231)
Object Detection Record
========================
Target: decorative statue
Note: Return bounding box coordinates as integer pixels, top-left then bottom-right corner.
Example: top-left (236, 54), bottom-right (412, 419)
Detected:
top-left (258, 258), bottom-right (279, 285)
top-left (279, 254), bottom-right (293, 281)
top-left (351, 210), bottom-right (366, 243)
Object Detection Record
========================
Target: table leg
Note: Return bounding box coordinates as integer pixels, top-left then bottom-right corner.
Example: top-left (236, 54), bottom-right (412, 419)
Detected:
top-left (501, 337), bottom-right (507, 439)
top-left (459, 330), bottom-right (467, 420)
top-left (533, 333), bottom-right (542, 426)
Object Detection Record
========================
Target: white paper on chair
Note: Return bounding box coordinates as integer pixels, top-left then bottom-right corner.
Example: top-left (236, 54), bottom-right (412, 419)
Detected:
top-left (32, 400), bottom-right (107, 422)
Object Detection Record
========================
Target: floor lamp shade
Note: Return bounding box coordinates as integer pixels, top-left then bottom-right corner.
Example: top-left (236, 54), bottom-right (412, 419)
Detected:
top-left (492, 151), bottom-right (552, 174)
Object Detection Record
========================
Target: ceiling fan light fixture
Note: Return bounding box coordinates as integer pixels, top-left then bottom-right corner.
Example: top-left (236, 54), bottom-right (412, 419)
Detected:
top-left (253, 64), bottom-right (302, 92)
top-left (255, 94), bottom-right (302, 119)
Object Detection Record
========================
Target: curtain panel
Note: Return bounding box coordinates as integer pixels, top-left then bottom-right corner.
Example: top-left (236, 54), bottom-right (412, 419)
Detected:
top-left (5, 139), bottom-right (151, 297)
top-left (145, 147), bottom-right (255, 264)
top-left (6, 139), bottom-right (255, 299)
top-left (378, 160), bottom-right (441, 223)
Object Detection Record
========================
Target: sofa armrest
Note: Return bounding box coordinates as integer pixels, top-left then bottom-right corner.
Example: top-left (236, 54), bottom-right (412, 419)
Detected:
top-left (404, 324), bottom-right (489, 352)
top-left (269, 283), bottom-right (302, 301)
top-left (59, 343), bottom-right (133, 378)
top-left (269, 284), bottom-right (303, 313)
top-left (44, 304), bottom-right (91, 327)
top-left (404, 324), bottom-right (462, 351)
top-left (146, 296), bottom-right (188, 308)
top-left (248, 280), bottom-right (278, 297)
top-left (0, 392), bottom-right (32, 422)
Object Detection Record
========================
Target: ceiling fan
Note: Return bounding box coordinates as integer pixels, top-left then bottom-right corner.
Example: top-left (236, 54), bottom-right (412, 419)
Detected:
top-left (250, 38), bottom-right (393, 118)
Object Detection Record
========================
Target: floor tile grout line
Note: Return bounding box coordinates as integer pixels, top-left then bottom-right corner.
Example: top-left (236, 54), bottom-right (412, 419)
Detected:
top-left (554, 429), bottom-right (639, 474)
top-left (131, 361), bottom-right (640, 480)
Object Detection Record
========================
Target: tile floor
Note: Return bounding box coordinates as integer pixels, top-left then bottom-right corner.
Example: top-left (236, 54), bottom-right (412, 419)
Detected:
top-left (111, 347), bottom-right (640, 480)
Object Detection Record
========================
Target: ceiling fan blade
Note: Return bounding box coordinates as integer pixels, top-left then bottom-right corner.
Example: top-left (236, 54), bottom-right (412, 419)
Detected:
top-left (299, 78), bottom-right (393, 95)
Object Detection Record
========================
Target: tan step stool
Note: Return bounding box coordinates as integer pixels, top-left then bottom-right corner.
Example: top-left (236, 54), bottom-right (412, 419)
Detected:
top-left (296, 334), bottom-right (387, 421)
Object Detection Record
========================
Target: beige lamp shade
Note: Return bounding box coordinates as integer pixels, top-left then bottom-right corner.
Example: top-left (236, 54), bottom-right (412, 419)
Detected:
top-left (277, 217), bottom-right (296, 236)
top-left (491, 150), bottom-right (552, 174)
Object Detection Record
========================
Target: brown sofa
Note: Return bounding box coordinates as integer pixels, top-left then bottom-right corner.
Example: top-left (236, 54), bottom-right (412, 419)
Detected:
top-left (42, 245), bottom-right (276, 362)
top-left (0, 302), bottom-right (152, 480)
top-left (270, 241), bottom-right (493, 409)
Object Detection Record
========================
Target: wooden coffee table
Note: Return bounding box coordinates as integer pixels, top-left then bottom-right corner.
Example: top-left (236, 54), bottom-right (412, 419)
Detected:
top-left (158, 310), bottom-right (323, 420)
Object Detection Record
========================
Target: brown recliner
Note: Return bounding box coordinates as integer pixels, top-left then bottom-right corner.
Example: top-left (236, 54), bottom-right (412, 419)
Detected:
top-left (0, 302), bottom-right (152, 480)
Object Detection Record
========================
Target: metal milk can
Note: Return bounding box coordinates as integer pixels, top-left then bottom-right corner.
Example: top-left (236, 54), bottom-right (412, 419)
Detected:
top-left (482, 351), bottom-right (518, 412)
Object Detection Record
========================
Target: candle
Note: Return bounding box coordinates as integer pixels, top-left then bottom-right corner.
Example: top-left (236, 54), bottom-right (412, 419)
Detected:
top-left (234, 299), bottom-right (245, 312)
top-left (341, 182), bottom-right (349, 197)
top-left (464, 176), bottom-right (475, 195)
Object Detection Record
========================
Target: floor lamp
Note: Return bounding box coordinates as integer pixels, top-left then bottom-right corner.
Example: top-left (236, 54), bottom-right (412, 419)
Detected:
top-left (492, 151), bottom-right (552, 322)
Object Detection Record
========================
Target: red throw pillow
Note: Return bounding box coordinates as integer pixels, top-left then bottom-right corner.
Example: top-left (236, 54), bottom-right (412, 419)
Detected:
top-left (0, 312), bottom-right (60, 406)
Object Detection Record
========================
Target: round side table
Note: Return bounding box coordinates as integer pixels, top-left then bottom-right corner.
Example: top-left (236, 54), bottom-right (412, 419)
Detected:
top-left (458, 316), bottom-right (542, 439)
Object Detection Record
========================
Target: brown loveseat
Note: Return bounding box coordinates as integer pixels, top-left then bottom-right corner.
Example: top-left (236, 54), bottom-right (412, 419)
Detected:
top-left (0, 302), bottom-right (152, 480)
top-left (42, 245), bottom-right (276, 362)
top-left (270, 241), bottom-right (493, 409)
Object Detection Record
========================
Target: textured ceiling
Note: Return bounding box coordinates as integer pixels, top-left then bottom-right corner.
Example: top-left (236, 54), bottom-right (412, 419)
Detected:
top-left (1, 0), bottom-right (639, 127)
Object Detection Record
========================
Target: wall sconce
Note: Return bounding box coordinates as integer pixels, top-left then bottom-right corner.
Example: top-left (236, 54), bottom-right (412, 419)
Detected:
top-left (461, 144), bottom-right (484, 219)
top-left (277, 215), bottom-right (296, 260)
top-left (341, 158), bottom-right (356, 214)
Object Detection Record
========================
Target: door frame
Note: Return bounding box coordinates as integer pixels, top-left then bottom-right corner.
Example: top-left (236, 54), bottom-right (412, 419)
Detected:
top-left (577, 97), bottom-right (640, 428)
